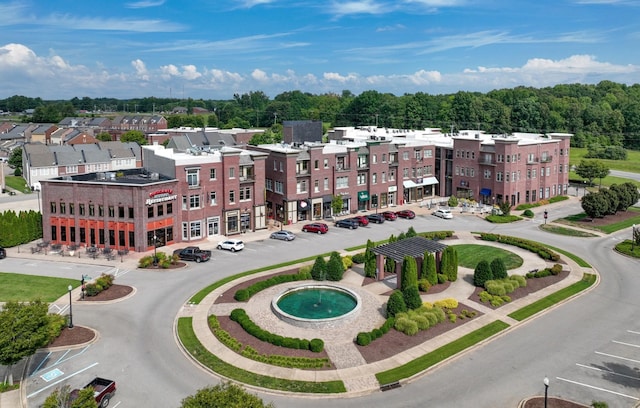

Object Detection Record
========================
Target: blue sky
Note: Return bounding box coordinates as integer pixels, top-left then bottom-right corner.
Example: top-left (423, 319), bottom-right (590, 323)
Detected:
top-left (0, 0), bottom-right (638, 100)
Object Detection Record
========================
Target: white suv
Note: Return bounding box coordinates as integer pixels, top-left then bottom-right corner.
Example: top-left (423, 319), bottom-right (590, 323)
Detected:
top-left (217, 239), bottom-right (244, 252)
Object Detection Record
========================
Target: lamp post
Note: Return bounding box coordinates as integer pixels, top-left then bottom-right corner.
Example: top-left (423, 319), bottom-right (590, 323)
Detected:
top-left (68, 285), bottom-right (74, 328)
top-left (543, 376), bottom-right (549, 408)
top-left (152, 233), bottom-right (158, 266)
top-left (544, 210), bottom-right (548, 225)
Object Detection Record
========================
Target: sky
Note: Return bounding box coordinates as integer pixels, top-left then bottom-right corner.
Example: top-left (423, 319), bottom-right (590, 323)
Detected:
top-left (0, 0), bottom-right (639, 101)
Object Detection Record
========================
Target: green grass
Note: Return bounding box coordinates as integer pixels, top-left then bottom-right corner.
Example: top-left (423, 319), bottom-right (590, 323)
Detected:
top-left (570, 147), bottom-right (640, 174)
top-left (485, 215), bottom-right (523, 223)
top-left (375, 320), bottom-right (510, 385)
top-left (0, 272), bottom-right (79, 302)
top-left (558, 208), bottom-right (640, 234)
top-left (539, 224), bottom-right (598, 237)
top-left (508, 274), bottom-right (596, 321)
top-left (538, 244), bottom-right (591, 267)
top-left (452, 244), bottom-right (523, 270)
top-left (177, 317), bottom-right (346, 393)
top-left (614, 240), bottom-right (640, 258)
top-left (4, 175), bottom-right (31, 193)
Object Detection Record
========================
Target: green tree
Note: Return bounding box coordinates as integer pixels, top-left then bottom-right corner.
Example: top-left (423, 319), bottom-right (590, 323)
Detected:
top-left (331, 195), bottom-right (343, 215)
top-left (490, 258), bottom-right (508, 280)
top-left (599, 188), bottom-right (619, 215)
top-left (364, 239), bottom-right (377, 278)
top-left (440, 246), bottom-right (458, 282)
top-left (386, 290), bottom-right (407, 317)
top-left (43, 385), bottom-right (98, 408)
top-left (473, 260), bottom-right (493, 287)
top-left (422, 252), bottom-right (437, 285)
top-left (96, 132), bottom-right (112, 142)
top-left (610, 184), bottom-right (633, 212)
top-left (310, 256), bottom-right (327, 281)
top-left (400, 256), bottom-right (418, 291)
top-left (326, 251), bottom-right (345, 281)
top-left (406, 226), bottom-right (417, 238)
top-left (385, 235), bottom-right (397, 273)
top-left (8, 147), bottom-right (22, 169)
top-left (120, 130), bottom-right (148, 145)
top-left (574, 159), bottom-right (609, 187)
top-left (581, 192), bottom-right (609, 218)
top-left (181, 382), bottom-right (275, 408)
top-left (403, 286), bottom-right (423, 310)
top-left (0, 301), bottom-right (52, 384)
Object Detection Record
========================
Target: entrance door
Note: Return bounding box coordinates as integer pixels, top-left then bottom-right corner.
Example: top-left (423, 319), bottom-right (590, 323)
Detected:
top-left (207, 217), bottom-right (220, 236)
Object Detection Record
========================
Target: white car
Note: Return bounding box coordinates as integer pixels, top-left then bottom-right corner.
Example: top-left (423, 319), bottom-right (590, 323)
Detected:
top-left (433, 209), bottom-right (453, 219)
top-left (217, 239), bottom-right (244, 252)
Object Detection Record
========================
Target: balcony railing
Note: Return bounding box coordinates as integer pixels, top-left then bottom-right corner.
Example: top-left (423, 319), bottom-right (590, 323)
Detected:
top-left (540, 155), bottom-right (553, 163)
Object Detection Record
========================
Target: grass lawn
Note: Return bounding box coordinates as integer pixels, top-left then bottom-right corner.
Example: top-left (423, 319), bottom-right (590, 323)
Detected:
top-left (559, 208), bottom-right (640, 234)
top-left (570, 147), bottom-right (640, 174)
top-left (4, 175), bottom-right (32, 193)
top-left (539, 224), bottom-right (598, 237)
top-left (453, 244), bottom-right (523, 270)
top-left (0, 272), bottom-right (79, 302)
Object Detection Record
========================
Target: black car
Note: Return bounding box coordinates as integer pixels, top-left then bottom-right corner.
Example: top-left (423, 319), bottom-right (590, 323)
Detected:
top-left (366, 213), bottom-right (385, 224)
top-left (335, 219), bottom-right (359, 229)
top-left (0, 247), bottom-right (5, 259)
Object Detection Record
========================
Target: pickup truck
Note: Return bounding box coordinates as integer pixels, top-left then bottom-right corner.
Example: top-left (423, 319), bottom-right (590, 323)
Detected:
top-left (69, 377), bottom-right (116, 408)
top-left (173, 246), bottom-right (212, 262)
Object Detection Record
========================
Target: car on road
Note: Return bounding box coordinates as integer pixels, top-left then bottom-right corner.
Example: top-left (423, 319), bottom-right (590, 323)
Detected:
top-left (217, 239), bottom-right (245, 252)
top-left (350, 215), bottom-right (369, 226)
top-left (366, 213), bottom-right (385, 224)
top-left (173, 246), bottom-right (212, 262)
top-left (301, 222), bottom-right (329, 234)
top-left (395, 209), bottom-right (416, 219)
top-left (433, 208), bottom-right (454, 219)
top-left (382, 211), bottom-right (397, 221)
top-left (335, 218), bottom-right (359, 229)
top-left (270, 230), bottom-right (296, 241)
top-left (0, 247), bottom-right (5, 259)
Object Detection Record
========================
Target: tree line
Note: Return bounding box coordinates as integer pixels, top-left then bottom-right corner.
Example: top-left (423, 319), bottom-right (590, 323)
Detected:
top-left (2, 80), bottom-right (640, 149)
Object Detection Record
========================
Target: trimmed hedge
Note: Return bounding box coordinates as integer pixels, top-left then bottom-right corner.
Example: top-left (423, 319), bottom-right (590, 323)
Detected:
top-left (417, 230), bottom-right (454, 240)
top-left (355, 317), bottom-right (395, 346)
top-left (84, 273), bottom-right (115, 297)
top-left (234, 270), bottom-right (310, 301)
top-left (479, 233), bottom-right (560, 261)
top-left (229, 308), bottom-right (324, 352)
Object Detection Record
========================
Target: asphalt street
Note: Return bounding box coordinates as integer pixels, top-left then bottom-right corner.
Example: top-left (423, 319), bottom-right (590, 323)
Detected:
top-left (5, 194), bottom-right (640, 408)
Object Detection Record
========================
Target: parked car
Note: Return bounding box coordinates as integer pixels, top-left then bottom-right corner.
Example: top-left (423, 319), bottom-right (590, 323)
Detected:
top-left (382, 211), bottom-right (397, 221)
top-left (350, 215), bottom-right (369, 226)
top-left (301, 222), bottom-right (329, 234)
top-left (217, 239), bottom-right (245, 252)
top-left (0, 247), bottom-right (5, 259)
top-left (335, 218), bottom-right (359, 229)
top-left (173, 246), bottom-right (212, 262)
top-left (433, 208), bottom-right (454, 219)
top-left (366, 213), bottom-right (385, 224)
top-left (395, 209), bottom-right (416, 219)
top-left (270, 230), bottom-right (296, 241)
top-left (70, 377), bottom-right (116, 408)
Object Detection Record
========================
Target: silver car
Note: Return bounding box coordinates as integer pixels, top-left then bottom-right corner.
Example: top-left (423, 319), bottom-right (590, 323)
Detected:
top-left (270, 230), bottom-right (296, 241)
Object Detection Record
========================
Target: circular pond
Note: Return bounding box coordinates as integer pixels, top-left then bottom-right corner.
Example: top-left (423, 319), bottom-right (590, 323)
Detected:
top-left (271, 284), bottom-right (361, 328)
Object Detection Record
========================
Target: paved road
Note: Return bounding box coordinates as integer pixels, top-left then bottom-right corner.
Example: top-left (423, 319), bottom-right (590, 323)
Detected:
top-left (13, 198), bottom-right (640, 408)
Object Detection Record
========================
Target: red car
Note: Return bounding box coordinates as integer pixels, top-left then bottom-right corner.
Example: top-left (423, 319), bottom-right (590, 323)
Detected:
top-left (301, 222), bottom-right (329, 234)
top-left (395, 209), bottom-right (416, 219)
top-left (349, 215), bottom-right (369, 226)
top-left (382, 211), bottom-right (397, 221)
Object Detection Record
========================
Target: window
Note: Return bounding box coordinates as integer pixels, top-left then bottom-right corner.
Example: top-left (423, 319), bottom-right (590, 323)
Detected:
top-left (50, 202), bottom-right (56, 214)
top-left (527, 169), bottom-right (531, 179)
top-left (382, 172), bottom-right (386, 183)
top-left (314, 160), bottom-right (319, 169)
top-left (274, 181), bottom-right (283, 194)
top-left (424, 165), bottom-right (433, 175)
top-left (324, 158), bottom-right (329, 168)
top-left (505, 173), bottom-right (510, 182)
top-left (414, 151), bottom-right (422, 160)
top-left (279, 162), bottom-right (283, 172)
top-left (229, 167), bottom-right (235, 178)
top-left (455, 166), bottom-right (460, 176)
top-left (118, 206), bottom-right (125, 218)
top-left (357, 173), bottom-right (366, 185)
top-left (314, 179), bottom-right (319, 192)
top-left (425, 149), bottom-right (433, 158)
top-left (79, 204), bottom-right (85, 216)
top-left (296, 180), bottom-right (307, 194)
top-left (157, 205), bottom-right (164, 216)
top-left (166, 203), bottom-right (172, 215)
top-left (528, 153), bottom-right (535, 163)
top-left (89, 204), bottom-right (95, 216)
top-left (389, 169), bottom-right (395, 181)
top-left (51, 225), bottom-right (57, 240)
top-left (210, 191), bottom-right (217, 205)
top-left (372, 154), bottom-right (377, 164)
top-left (190, 221), bottom-right (202, 239)
top-left (403, 151), bottom-right (409, 160)
top-left (108, 206), bottom-right (115, 217)
top-left (403, 168), bottom-right (409, 178)
top-left (506, 155), bottom-right (510, 163)
top-left (336, 176), bottom-right (348, 189)
top-left (210, 168), bottom-right (217, 180)
top-left (382, 154), bottom-right (387, 163)
top-left (496, 172), bottom-right (503, 182)
top-left (273, 160), bottom-right (278, 170)
top-left (59, 202), bottom-right (66, 215)
top-left (190, 194), bottom-right (200, 209)
top-left (98, 205), bottom-right (104, 217)
top-left (69, 203), bottom-right (74, 215)
top-left (182, 196), bottom-right (187, 210)
top-left (532, 169), bottom-right (537, 178)
top-left (484, 169), bottom-right (491, 179)
top-left (372, 173), bottom-right (377, 184)
top-left (240, 187), bottom-right (251, 201)
top-left (512, 172), bottom-right (516, 181)
top-left (187, 168), bottom-right (199, 187)
top-left (148, 207), bottom-right (154, 218)
top-left (229, 190), bottom-right (235, 204)
top-left (128, 207), bottom-right (134, 218)
top-left (265, 178), bottom-right (273, 191)
top-left (324, 177), bottom-right (329, 190)
top-left (546, 167), bottom-right (551, 176)
top-left (65, 165), bottom-right (78, 173)
top-left (497, 154), bottom-right (504, 162)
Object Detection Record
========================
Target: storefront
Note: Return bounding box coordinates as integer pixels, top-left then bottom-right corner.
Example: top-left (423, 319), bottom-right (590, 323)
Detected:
top-left (357, 190), bottom-right (369, 211)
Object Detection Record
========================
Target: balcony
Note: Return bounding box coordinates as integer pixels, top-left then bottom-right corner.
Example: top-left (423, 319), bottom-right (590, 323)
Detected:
top-left (239, 176), bottom-right (254, 183)
top-left (335, 165), bottom-right (351, 172)
top-left (478, 159), bottom-right (495, 166)
top-left (540, 155), bottom-right (553, 163)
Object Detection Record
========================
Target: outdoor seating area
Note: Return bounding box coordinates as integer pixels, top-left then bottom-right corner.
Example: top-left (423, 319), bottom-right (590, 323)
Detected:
top-left (25, 241), bottom-right (128, 261)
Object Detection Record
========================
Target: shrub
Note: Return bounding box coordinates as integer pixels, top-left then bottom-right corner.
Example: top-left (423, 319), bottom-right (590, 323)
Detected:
top-left (309, 339), bottom-right (324, 352)
top-left (485, 281), bottom-right (506, 296)
top-left (326, 251), bottom-right (345, 281)
top-left (437, 273), bottom-right (447, 284)
top-left (550, 263), bottom-right (563, 275)
top-left (298, 265), bottom-right (312, 279)
top-left (386, 290), bottom-right (407, 317)
top-left (84, 283), bottom-right (101, 297)
top-left (418, 279), bottom-right (431, 292)
top-left (311, 256), bottom-right (327, 280)
top-left (448, 313), bottom-right (457, 323)
top-left (234, 289), bottom-right (250, 302)
top-left (433, 298), bottom-right (458, 309)
top-left (394, 315), bottom-right (419, 336)
top-left (403, 286), bottom-right (422, 310)
top-left (473, 260), bottom-right (493, 287)
top-left (448, 196), bottom-right (458, 207)
top-left (356, 332), bottom-right (371, 346)
top-left (422, 252), bottom-right (437, 285)
top-left (522, 209), bottom-right (534, 218)
top-left (490, 258), bottom-right (508, 280)
top-left (351, 252), bottom-right (366, 264)
top-left (342, 255), bottom-right (353, 270)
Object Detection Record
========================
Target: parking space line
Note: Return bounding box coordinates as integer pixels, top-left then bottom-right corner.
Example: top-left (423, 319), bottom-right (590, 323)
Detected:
top-left (576, 363), bottom-right (640, 382)
top-left (595, 351), bottom-right (640, 364)
top-left (30, 352), bottom-right (51, 376)
top-left (54, 349), bottom-right (71, 365)
top-left (27, 362), bottom-right (99, 398)
top-left (612, 340), bottom-right (640, 348)
top-left (556, 376), bottom-right (639, 400)
top-left (627, 330), bottom-right (640, 335)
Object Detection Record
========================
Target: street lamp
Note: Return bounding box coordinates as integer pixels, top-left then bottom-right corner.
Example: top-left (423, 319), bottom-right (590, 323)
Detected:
top-left (544, 210), bottom-right (548, 225)
top-left (543, 376), bottom-right (549, 408)
top-left (68, 285), bottom-right (74, 328)
top-left (152, 233), bottom-right (158, 266)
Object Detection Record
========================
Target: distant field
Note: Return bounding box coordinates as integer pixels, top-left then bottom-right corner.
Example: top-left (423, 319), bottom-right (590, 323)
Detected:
top-left (570, 147), bottom-right (640, 174)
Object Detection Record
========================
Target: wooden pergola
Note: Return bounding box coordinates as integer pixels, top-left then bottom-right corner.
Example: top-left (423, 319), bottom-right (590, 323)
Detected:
top-left (371, 236), bottom-right (448, 289)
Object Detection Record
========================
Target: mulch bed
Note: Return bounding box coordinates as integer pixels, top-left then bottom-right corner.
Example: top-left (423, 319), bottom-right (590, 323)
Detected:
top-left (214, 269), bottom-right (299, 304)
top-left (46, 284), bottom-right (134, 348)
top-left (522, 397), bottom-right (588, 408)
top-left (563, 208), bottom-right (639, 228)
top-left (467, 270), bottom-right (569, 309)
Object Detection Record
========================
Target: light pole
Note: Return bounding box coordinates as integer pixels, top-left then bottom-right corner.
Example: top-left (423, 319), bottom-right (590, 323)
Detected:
top-left (544, 210), bottom-right (548, 225)
top-left (68, 285), bottom-right (74, 328)
top-left (543, 376), bottom-right (549, 408)
top-left (152, 233), bottom-right (158, 266)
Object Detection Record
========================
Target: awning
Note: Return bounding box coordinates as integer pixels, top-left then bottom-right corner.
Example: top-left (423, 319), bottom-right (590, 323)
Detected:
top-left (480, 188), bottom-right (492, 196)
top-left (358, 191), bottom-right (369, 201)
top-left (403, 177), bottom-right (439, 189)
top-left (322, 195), bottom-right (333, 203)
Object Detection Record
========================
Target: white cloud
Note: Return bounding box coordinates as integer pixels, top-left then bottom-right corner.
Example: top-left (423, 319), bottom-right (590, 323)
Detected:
top-left (251, 69), bottom-right (269, 82)
top-left (182, 65), bottom-right (202, 80)
top-left (329, 1), bottom-right (389, 17)
top-left (323, 72), bottom-right (359, 83)
top-left (125, 0), bottom-right (166, 8)
top-left (132, 59), bottom-right (149, 81)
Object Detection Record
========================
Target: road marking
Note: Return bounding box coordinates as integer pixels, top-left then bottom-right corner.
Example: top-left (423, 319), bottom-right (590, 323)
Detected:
top-left (30, 352), bottom-right (51, 376)
top-left (612, 340), bottom-right (640, 348)
top-left (40, 368), bottom-right (63, 382)
top-left (627, 330), bottom-right (640, 335)
top-left (556, 376), bottom-right (639, 400)
top-left (54, 349), bottom-right (71, 365)
top-left (576, 363), bottom-right (640, 382)
top-left (595, 351), bottom-right (640, 364)
top-left (27, 362), bottom-right (99, 398)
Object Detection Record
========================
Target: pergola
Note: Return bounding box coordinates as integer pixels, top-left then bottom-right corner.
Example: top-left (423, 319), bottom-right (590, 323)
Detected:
top-left (371, 236), bottom-right (448, 289)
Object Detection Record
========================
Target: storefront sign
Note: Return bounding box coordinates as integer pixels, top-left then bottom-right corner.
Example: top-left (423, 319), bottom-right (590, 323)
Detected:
top-left (388, 186), bottom-right (397, 192)
top-left (357, 191), bottom-right (369, 201)
top-left (146, 189), bottom-right (177, 205)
